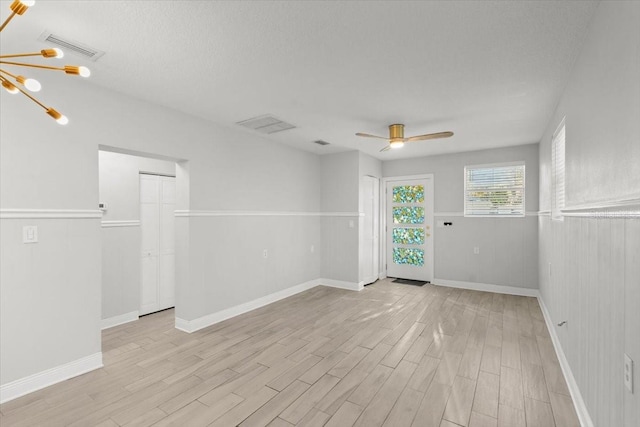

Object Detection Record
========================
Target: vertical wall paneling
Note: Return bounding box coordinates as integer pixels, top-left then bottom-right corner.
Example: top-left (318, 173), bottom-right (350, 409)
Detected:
top-left (537, 3), bottom-right (639, 425)
top-left (540, 215), bottom-right (637, 426)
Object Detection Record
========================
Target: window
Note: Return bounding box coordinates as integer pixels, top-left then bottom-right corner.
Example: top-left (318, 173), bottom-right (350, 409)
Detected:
top-left (551, 119), bottom-right (565, 220)
top-left (464, 162), bottom-right (525, 217)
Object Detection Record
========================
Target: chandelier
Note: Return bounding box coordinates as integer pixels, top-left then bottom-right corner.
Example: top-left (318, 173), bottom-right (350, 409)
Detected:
top-left (0, 0), bottom-right (90, 124)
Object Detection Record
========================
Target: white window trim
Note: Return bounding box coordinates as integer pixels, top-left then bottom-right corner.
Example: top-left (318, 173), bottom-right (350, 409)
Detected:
top-left (464, 161), bottom-right (526, 218)
top-left (551, 118), bottom-right (566, 221)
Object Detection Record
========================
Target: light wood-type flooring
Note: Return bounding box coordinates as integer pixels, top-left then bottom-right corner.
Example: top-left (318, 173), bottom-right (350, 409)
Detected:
top-left (0, 279), bottom-right (580, 426)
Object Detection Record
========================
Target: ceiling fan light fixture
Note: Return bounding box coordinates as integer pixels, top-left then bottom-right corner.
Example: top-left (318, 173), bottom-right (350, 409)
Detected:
top-left (390, 139), bottom-right (405, 149)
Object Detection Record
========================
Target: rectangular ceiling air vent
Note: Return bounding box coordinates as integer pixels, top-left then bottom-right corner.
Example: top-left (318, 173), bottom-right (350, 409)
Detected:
top-left (38, 31), bottom-right (105, 61)
top-left (313, 140), bottom-right (330, 146)
top-left (236, 115), bottom-right (296, 134)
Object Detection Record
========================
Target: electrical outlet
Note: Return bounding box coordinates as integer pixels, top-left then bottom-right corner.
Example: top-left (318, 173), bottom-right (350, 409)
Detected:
top-left (624, 353), bottom-right (634, 393)
top-left (310, 245), bottom-right (314, 253)
top-left (473, 247), bottom-right (480, 255)
top-left (263, 249), bottom-right (268, 259)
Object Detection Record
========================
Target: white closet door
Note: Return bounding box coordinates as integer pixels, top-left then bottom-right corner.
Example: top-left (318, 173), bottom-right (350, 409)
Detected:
top-left (139, 174), bottom-right (175, 316)
top-left (360, 175), bottom-right (380, 285)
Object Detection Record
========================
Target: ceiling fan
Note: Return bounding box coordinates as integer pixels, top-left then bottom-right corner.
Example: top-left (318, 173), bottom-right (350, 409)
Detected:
top-left (356, 124), bottom-right (453, 151)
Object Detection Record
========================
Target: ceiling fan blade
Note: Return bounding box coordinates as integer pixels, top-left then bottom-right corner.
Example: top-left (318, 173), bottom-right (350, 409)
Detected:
top-left (380, 145), bottom-right (391, 152)
top-left (356, 132), bottom-right (389, 140)
top-left (406, 131), bottom-right (454, 142)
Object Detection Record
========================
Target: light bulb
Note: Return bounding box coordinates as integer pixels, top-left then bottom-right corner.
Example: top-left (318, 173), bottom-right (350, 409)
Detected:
top-left (2, 80), bottom-right (19, 94)
top-left (78, 66), bottom-right (90, 77)
top-left (53, 48), bottom-right (64, 58)
top-left (56, 115), bottom-right (69, 125)
top-left (22, 1), bottom-right (36, 6)
top-left (24, 78), bottom-right (41, 92)
top-left (389, 140), bottom-right (405, 149)
top-left (16, 76), bottom-right (41, 92)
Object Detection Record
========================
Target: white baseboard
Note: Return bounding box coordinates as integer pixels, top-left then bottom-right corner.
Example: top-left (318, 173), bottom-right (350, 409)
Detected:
top-left (101, 311), bottom-right (139, 330)
top-left (0, 352), bottom-right (103, 404)
top-left (537, 296), bottom-right (593, 427)
top-left (433, 278), bottom-right (539, 297)
top-left (175, 279), bottom-right (322, 333)
top-left (174, 277), bottom-right (367, 333)
top-left (320, 278), bottom-right (363, 292)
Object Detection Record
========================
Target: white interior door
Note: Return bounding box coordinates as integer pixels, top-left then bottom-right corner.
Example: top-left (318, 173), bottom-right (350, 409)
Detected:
top-left (140, 174), bottom-right (175, 316)
top-left (386, 177), bottom-right (434, 282)
top-left (360, 176), bottom-right (380, 285)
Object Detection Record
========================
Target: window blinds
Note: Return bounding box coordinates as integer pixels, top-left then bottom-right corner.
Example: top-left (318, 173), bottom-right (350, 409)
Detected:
top-left (551, 121), bottom-right (566, 220)
top-left (464, 163), bottom-right (526, 217)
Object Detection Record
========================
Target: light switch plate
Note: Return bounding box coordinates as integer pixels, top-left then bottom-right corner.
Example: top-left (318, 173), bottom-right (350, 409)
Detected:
top-left (23, 226), bottom-right (38, 243)
top-left (624, 353), bottom-right (634, 393)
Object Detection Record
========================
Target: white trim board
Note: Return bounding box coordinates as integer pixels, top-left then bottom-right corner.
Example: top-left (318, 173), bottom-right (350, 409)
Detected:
top-left (434, 211), bottom-right (539, 217)
top-left (537, 296), bottom-right (594, 427)
top-left (175, 210), bottom-right (363, 218)
top-left (101, 220), bottom-right (141, 228)
top-left (101, 311), bottom-right (139, 330)
top-left (176, 279), bottom-right (321, 333)
top-left (175, 278), bottom-right (363, 333)
top-left (433, 278), bottom-right (539, 298)
top-left (0, 209), bottom-right (103, 219)
top-left (562, 196), bottom-right (640, 212)
top-left (0, 352), bottom-right (103, 404)
top-left (320, 279), bottom-right (363, 292)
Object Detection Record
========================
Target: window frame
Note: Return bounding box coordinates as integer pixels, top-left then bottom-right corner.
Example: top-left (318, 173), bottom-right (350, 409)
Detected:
top-left (463, 161), bottom-right (526, 218)
top-left (551, 118), bottom-right (566, 221)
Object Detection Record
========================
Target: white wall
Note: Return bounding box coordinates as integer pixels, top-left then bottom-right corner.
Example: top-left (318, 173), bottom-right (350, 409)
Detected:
top-left (320, 151), bottom-right (360, 284)
top-left (383, 144), bottom-right (539, 290)
top-left (538, 2), bottom-right (640, 426)
top-left (99, 151), bottom-right (175, 323)
top-left (0, 76), bottom-right (322, 391)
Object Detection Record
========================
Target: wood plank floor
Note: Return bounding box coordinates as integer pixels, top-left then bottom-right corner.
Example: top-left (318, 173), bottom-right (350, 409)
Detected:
top-left (0, 279), bottom-right (580, 426)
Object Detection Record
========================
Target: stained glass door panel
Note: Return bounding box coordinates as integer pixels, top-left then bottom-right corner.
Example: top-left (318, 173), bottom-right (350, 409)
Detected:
top-left (386, 178), bottom-right (433, 282)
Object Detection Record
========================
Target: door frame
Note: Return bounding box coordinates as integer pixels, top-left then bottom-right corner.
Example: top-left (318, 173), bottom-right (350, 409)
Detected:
top-left (381, 174), bottom-right (435, 282)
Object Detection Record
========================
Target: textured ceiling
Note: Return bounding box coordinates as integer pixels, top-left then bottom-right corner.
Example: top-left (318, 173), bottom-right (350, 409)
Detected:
top-left (0, 1), bottom-right (599, 159)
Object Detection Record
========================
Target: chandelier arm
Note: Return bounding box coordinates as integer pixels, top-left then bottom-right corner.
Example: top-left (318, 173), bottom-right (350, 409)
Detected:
top-left (0, 52), bottom-right (45, 59)
top-left (0, 68), bottom-right (18, 79)
top-left (0, 11), bottom-right (17, 32)
top-left (0, 60), bottom-right (65, 71)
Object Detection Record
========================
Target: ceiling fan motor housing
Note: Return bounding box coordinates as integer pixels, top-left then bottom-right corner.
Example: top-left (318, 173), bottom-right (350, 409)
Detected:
top-left (389, 124), bottom-right (405, 140)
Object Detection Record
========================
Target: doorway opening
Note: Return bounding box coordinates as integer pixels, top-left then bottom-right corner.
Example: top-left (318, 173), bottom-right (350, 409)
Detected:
top-left (98, 146), bottom-right (187, 329)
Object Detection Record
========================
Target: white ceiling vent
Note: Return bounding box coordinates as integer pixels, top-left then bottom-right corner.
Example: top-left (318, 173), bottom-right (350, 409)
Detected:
top-left (236, 115), bottom-right (296, 134)
top-left (38, 30), bottom-right (105, 61)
